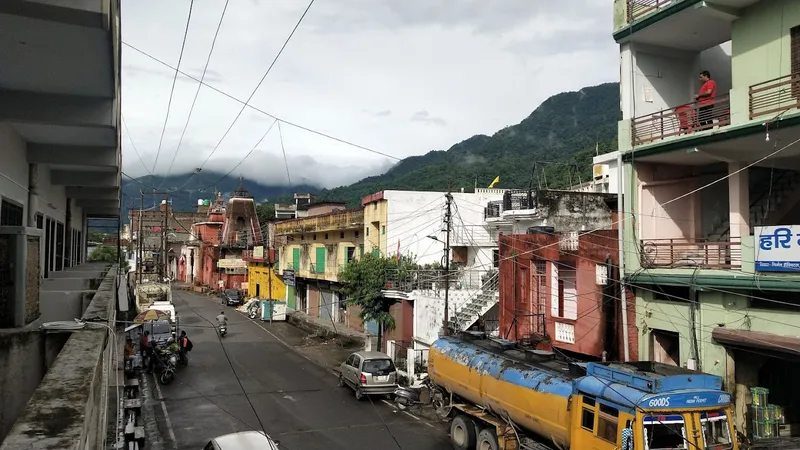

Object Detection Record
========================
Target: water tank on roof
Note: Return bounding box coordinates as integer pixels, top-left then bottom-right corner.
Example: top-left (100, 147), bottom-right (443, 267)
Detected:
top-left (526, 226), bottom-right (555, 235)
top-left (204, 200), bottom-right (210, 206)
top-left (197, 199), bottom-right (203, 206)
top-left (161, 200), bottom-right (167, 205)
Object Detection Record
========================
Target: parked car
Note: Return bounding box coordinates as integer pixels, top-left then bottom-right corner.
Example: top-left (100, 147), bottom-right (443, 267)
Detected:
top-left (337, 350), bottom-right (398, 400)
top-left (221, 289), bottom-right (242, 306)
top-left (203, 431), bottom-right (279, 450)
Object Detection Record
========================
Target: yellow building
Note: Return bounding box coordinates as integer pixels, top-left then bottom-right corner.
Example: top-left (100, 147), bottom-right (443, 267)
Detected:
top-left (243, 246), bottom-right (287, 300)
top-left (361, 192), bottom-right (388, 256)
top-left (273, 208), bottom-right (364, 324)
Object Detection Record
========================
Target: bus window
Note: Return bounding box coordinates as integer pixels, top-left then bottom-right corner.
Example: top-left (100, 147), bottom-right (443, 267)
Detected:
top-left (643, 415), bottom-right (687, 450)
top-left (700, 411), bottom-right (733, 449)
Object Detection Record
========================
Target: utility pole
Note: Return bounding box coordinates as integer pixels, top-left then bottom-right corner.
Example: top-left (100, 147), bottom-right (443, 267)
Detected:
top-left (268, 260), bottom-right (273, 325)
top-left (138, 192), bottom-right (144, 285)
top-left (162, 193), bottom-right (169, 280)
top-left (443, 191), bottom-right (453, 336)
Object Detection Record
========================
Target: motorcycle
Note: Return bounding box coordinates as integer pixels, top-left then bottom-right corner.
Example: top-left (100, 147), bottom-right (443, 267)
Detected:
top-left (152, 342), bottom-right (179, 385)
top-left (219, 323), bottom-right (227, 337)
top-left (394, 377), bottom-right (436, 411)
top-left (246, 299), bottom-right (261, 320)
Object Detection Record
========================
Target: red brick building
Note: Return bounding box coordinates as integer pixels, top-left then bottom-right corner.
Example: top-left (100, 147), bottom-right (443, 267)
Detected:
top-left (497, 230), bottom-right (638, 361)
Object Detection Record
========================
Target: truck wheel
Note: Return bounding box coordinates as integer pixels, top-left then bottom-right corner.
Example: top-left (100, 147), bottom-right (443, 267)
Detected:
top-left (450, 415), bottom-right (476, 450)
top-left (476, 429), bottom-right (499, 450)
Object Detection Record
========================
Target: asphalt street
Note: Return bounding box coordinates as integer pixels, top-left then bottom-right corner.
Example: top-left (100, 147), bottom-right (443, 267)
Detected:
top-left (148, 289), bottom-right (451, 450)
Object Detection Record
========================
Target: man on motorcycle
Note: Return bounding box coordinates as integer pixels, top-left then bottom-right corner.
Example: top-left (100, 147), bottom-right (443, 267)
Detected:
top-left (216, 311), bottom-right (227, 326)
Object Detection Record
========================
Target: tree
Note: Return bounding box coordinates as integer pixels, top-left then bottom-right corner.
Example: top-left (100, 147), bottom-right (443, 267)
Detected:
top-left (256, 203), bottom-right (276, 225)
top-left (88, 244), bottom-right (130, 272)
top-left (339, 252), bottom-right (417, 350)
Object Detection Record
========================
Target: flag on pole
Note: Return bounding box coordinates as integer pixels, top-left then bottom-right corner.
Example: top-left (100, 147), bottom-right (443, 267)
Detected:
top-left (488, 176), bottom-right (500, 189)
top-left (395, 240), bottom-right (401, 262)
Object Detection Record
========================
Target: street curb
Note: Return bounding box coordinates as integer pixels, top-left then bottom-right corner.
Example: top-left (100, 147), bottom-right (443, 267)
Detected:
top-left (285, 313), bottom-right (365, 347)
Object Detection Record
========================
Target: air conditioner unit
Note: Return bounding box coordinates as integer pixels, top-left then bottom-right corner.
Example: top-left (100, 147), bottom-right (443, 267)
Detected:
top-left (0, 226), bottom-right (43, 327)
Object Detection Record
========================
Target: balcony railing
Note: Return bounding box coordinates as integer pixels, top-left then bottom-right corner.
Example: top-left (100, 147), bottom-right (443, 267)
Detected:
top-left (631, 94), bottom-right (730, 146)
top-left (627, 0), bottom-right (674, 22)
top-left (384, 269), bottom-right (498, 292)
top-left (484, 190), bottom-right (533, 219)
top-left (273, 209), bottom-right (364, 235)
top-left (749, 72), bottom-right (800, 120)
top-left (640, 237), bottom-right (741, 269)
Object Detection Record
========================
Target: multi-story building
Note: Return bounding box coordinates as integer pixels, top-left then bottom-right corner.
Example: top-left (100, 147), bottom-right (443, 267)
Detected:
top-left (273, 206), bottom-right (365, 329)
top-left (274, 192), bottom-right (315, 219)
top-left (0, 1), bottom-right (122, 447)
top-left (613, 0), bottom-right (800, 432)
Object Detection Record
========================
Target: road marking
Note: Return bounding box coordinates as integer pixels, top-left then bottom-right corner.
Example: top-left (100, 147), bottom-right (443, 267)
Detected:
top-left (150, 373), bottom-right (177, 444)
top-left (381, 399), bottom-right (423, 421)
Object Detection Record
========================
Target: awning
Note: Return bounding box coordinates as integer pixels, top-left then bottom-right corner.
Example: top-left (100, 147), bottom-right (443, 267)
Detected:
top-left (628, 271), bottom-right (800, 292)
top-left (712, 328), bottom-right (800, 356)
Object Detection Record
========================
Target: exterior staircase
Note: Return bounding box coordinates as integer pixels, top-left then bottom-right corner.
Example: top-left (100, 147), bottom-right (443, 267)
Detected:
top-left (448, 272), bottom-right (499, 332)
top-left (708, 169), bottom-right (800, 240)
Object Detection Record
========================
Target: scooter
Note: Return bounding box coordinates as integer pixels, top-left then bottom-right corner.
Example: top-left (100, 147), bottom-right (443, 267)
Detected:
top-left (219, 323), bottom-right (227, 338)
top-left (394, 377), bottom-right (434, 410)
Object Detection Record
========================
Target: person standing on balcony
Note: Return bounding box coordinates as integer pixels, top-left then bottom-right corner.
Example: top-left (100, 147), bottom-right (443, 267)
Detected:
top-left (695, 70), bottom-right (717, 129)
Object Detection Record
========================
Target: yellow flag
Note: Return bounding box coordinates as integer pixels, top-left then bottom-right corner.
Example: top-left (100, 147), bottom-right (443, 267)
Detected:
top-left (488, 176), bottom-right (500, 189)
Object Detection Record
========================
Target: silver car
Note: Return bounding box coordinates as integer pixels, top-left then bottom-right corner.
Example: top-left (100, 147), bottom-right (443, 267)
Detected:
top-left (337, 351), bottom-right (398, 400)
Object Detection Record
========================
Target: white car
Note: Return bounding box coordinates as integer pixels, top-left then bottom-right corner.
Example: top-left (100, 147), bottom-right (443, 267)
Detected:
top-left (203, 431), bottom-right (280, 450)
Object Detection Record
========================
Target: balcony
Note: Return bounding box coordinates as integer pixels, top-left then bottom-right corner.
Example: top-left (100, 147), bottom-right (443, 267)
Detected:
top-left (274, 209), bottom-right (364, 235)
top-left (640, 237), bottom-right (741, 269)
top-left (627, 0), bottom-right (673, 23)
top-left (631, 95), bottom-right (730, 146)
top-left (484, 190), bottom-right (533, 220)
top-left (749, 72), bottom-right (800, 121)
top-left (384, 269), bottom-right (496, 292)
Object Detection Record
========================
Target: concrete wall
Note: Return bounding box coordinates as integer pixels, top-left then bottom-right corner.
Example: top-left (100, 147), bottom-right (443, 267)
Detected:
top-left (0, 330), bottom-right (68, 442)
top-left (383, 190), bottom-right (503, 266)
top-left (1, 265), bottom-right (117, 450)
top-left (412, 289), bottom-right (470, 346)
top-left (730, 0), bottom-right (800, 125)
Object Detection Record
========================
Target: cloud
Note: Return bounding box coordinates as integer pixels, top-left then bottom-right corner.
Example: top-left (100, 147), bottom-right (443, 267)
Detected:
top-left (410, 110), bottom-right (447, 126)
top-left (120, 0), bottom-right (617, 196)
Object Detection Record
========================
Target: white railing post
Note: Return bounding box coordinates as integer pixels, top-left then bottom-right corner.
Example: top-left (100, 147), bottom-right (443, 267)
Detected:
top-left (387, 340), bottom-right (396, 361)
top-left (406, 347), bottom-right (416, 381)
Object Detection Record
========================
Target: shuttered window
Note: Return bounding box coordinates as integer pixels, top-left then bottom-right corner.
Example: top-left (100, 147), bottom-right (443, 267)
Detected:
top-left (315, 247), bottom-right (325, 273)
top-left (791, 26), bottom-right (800, 97)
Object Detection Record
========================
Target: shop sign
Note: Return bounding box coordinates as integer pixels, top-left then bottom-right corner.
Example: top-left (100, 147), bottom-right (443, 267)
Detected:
top-left (755, 226), bottom-right (800, 272)
top-left (217, 258), bottom-right (246, 269)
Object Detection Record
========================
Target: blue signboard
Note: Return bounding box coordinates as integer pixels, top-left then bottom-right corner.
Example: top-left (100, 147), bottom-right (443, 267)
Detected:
top-left (755, 226), bottom-right (800, 272)
top-left (639, 392), bottom-right (731, 410)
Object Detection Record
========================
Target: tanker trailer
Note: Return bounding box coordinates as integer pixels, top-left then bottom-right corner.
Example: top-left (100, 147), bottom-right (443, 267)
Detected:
top-left (428, 334), bottom-right (738, 450)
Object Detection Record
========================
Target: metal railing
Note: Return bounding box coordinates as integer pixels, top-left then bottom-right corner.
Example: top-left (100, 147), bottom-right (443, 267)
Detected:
top-left (749, 72), bottom-right (800, 120)
top-left (627, 0), bottom-right (674, 22)
top-left (484, 190), bottom-right (534, 219)
top-left (273, 208), bottom-right (364, 235)
top-left (632, 94), bottom-right (731, 146)
top-left (485, 200), bottom-right (502, 219)
top-left (640, 237), bottom-right (741, 269)
top-left (384, 269), bottom-right (499, 292)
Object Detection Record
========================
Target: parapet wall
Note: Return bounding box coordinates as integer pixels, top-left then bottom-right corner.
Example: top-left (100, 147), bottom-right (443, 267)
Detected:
top-left (0, 265), bottom-right (118, 450)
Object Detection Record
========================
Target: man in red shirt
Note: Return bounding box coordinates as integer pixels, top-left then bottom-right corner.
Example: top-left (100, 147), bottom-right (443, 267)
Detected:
top-left (695, 70), bottom-right (716, 129)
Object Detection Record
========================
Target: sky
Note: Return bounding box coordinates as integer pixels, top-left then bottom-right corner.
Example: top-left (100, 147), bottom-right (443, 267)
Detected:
top-left (121, 0), bottom-right (618, 189)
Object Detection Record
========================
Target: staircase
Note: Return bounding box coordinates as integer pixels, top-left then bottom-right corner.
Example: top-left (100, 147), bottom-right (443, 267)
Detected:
top-left (448, 273), bottom-right (499, 332)
top-left (708, 169), bottom-right (800, 240)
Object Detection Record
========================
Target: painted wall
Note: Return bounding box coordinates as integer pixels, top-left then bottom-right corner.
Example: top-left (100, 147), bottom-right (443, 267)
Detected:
top-left (363, 198), bottom-right (388, 256)
top-left (730, 0), bottom-right (800, 125)
top-left (382, 190), bottom-right (503, 266)
top-left (277, 229), bottom-right (362, 282)
top-left (247, 264), bottom-right (287, 299)
top-left (412, 289), bottom-right (463, 345)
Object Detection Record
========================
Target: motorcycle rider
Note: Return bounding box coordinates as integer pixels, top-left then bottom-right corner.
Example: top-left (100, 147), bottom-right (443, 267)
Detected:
top-left (216, 311), bottom-right (228, 330)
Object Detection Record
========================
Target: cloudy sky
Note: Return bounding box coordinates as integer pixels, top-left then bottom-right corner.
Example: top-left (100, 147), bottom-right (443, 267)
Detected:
top-left (121, 0), bottom-right (617, 189)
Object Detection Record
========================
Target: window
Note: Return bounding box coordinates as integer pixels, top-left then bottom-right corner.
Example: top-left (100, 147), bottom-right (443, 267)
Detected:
top-left (340, 232), bottom-right (344, 239)
top-left (581, 407), bottom-right (595, 430)
top-left (315, 247), bottom-right (326, 273)
top-left (35, 214), bottom-right (43, 229)
top-left (382, 225), bottom-right (386, 235)
top-left (45, 218), bottom-right (53, 278)
top-left (55, 222), bottom-right (64, 271)
top-left (492, 249), bottom-right (499, 268)
top-left (552, 264), bottom-right (577, 320)
top-left (366, 228), bottom-right (369, 236)
top-left (597, 404), bottom-right (619, 443)
top-left (354, 231), bottom-right (359, 238)
top-left (643, 415), bottom-right (687, 450)
top-left (362, 358), bottom-right (395, 374)
top-left (792, 25), bottom-right (800, 96)
top-left (701, 411), bottom-right (733, 448)
top-left (0, 199), bottom-right (23, 226)
top-left (325, 233), bottom-right (328, 239)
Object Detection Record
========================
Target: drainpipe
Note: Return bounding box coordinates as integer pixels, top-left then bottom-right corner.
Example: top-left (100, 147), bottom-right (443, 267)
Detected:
top-left (27, 163), bottom-right (39, 227)
top-left (617, 151), bottom-right (631, 362)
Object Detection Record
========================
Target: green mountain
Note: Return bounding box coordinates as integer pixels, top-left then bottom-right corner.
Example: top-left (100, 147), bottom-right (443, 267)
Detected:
top-left (316, 82), bottom-right (620, 206)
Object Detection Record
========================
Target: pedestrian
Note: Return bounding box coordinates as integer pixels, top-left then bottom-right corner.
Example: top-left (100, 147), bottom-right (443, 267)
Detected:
top-left (695, 70), bottom-right (716, 129)
top-left (140, 330), bottom-right (154, 373)
top-left (178, 330), bottom-right (192, 365)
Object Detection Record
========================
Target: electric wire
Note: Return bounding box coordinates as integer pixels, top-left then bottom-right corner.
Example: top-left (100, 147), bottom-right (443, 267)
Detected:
top-left (159, 0), bottom-right (231, 189)
top-left (175, 0), bottom-right (317, 192)
top-left (151, 0), bottom-right (195, 173)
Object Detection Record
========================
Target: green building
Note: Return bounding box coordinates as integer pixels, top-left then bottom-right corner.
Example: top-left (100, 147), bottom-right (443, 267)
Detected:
top-left (613, 0), bottom-right (800, 435)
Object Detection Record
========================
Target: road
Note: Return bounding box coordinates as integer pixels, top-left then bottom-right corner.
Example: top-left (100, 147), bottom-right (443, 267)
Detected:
top-left (147, 289), bottom-right (451, 450)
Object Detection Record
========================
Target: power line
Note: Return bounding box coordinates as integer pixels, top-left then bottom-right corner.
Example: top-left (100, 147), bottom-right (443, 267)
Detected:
top-left (152, 0), bottom-right (195, 173)
top-left (122, 42), bottom-right (401, 162)
top-left (277, 121), bottom-right (293, 190)
top-left (122, 114), bottom-right (153, 176)
top-left (159, 0), bottom-right (231, 189)
top-left (175, 0), bottom-right (317, 192)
